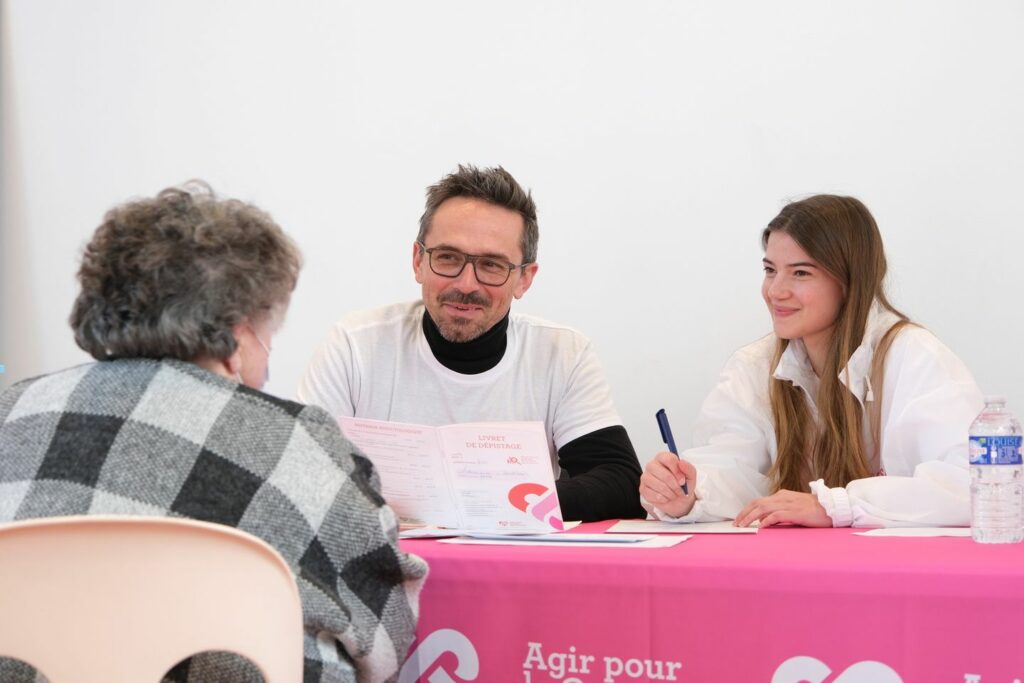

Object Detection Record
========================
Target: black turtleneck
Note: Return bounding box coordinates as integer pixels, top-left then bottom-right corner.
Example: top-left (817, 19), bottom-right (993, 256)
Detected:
top-left (422, 309), bottom-right (509, 374)
top-left (421, 308), bottom-right (645, 521)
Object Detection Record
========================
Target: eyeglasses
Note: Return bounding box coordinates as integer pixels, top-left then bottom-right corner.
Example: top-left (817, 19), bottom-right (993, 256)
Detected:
top-left (417, 241), bottom-right (528, 286)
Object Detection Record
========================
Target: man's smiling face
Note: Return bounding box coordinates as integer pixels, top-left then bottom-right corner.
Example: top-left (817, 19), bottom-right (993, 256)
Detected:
top-left (413, 196), bottom-right (537, 342)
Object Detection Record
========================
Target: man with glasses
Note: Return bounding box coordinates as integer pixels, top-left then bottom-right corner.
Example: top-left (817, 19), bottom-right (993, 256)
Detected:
top-left (298, 165), bottom-right (644, 521)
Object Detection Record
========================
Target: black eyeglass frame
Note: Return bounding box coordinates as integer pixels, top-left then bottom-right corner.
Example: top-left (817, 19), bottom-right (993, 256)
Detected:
top-left (416, 241), bottom-right (530, 286)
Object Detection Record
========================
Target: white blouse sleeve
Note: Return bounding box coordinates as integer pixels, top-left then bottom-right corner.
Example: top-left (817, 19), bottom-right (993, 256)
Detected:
top-left (643, 339), bottom-right (776, 522)
top-left (812, 328), bottom-right (983, 528)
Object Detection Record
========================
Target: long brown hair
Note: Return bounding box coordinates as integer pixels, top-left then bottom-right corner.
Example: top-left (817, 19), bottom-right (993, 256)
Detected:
top-left (764, 195), bottom-right (909, 492)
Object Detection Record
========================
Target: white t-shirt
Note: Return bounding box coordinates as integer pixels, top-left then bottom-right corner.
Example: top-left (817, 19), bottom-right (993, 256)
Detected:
top-left (297, 301), bottom-right (624, 474)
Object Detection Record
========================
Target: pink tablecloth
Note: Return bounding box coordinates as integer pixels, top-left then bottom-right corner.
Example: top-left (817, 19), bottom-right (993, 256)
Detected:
top-left (397, 521), bottom-right (1024, 683)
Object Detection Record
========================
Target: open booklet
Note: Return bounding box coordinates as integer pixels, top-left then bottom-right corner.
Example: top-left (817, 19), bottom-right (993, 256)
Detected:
top-left (338, 417), bottom-right (564, 534)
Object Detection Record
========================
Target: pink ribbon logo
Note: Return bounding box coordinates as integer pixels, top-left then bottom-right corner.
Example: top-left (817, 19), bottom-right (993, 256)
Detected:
top-left (508, 483), bottom-right (564, 530)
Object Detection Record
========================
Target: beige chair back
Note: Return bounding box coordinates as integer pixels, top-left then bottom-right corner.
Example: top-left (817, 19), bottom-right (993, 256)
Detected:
top-left (0, 515), bottom-right (303, 682)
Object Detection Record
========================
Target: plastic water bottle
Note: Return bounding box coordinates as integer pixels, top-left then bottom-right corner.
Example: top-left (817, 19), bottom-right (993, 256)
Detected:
top-left (969, 396), bottom-right (1023, 544)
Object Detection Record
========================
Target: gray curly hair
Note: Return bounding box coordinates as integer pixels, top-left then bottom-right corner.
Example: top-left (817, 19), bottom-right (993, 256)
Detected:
top-left (70, 181), bottom-right (301, 361)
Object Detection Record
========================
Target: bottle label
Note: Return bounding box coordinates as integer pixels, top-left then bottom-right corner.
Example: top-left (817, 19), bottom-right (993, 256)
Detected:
top-left (969, 435), bottom-right (1023, 465)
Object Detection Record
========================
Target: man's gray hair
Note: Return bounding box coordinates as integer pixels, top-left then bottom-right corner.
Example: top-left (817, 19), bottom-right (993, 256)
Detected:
top-left (417, 165), bottom-right (539, 264)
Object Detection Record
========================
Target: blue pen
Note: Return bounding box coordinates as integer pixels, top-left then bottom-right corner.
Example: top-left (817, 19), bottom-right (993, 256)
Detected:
top-left (655, 409), bottom-right (689, 495)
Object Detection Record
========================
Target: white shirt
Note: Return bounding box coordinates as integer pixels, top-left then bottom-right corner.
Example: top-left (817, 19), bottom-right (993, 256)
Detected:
top-left (297, 301), bottom-right (623, 474)
top-left (645, 306), bottom-right (984, 527)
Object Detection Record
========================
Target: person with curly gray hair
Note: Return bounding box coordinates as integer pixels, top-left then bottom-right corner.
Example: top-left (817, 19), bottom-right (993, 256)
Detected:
top-left (0, 183), bottom-right (427, 683)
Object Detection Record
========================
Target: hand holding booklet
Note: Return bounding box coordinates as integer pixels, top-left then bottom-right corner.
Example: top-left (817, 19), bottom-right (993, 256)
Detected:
top-left (339, 417), bottom-right (565, 534)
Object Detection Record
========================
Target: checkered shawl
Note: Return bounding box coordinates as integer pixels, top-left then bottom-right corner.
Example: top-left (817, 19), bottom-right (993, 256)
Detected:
top-left (0, 358), bottom-right (427, 683)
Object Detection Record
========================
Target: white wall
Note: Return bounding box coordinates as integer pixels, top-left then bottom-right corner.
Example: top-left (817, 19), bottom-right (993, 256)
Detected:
top-left (3, 0), bottom-right (1023, 464)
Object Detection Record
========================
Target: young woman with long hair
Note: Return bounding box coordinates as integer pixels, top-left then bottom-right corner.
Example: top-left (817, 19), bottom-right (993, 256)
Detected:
top-left (640, 195), bottom-right (983, 527)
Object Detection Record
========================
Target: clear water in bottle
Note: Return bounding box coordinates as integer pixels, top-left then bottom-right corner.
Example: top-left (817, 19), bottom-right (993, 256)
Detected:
top-left (969, 396), bottom-right (1023, 544)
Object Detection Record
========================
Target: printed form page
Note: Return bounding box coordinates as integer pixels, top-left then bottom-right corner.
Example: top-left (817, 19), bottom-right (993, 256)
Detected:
top-left (437, 422), bottom-right (560, 532)
top-left (338, 417), bottom-right (459, 528)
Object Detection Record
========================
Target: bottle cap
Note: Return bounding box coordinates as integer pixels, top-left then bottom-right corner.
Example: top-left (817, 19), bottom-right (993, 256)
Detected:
top-left (983, 395), bottom-right (1007, 405)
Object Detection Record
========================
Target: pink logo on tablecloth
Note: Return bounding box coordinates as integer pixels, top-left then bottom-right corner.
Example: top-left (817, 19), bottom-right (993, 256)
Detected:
top-left (508, 482), bottom-right (564, 530)
top-left (772, 656), bottom-right (903, 683)
top-left (398, 628), bottom-right (479, 683)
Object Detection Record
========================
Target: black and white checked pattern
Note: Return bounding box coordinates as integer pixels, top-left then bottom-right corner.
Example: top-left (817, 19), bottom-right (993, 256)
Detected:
top-left (0, 358), bottom-right (427, 683)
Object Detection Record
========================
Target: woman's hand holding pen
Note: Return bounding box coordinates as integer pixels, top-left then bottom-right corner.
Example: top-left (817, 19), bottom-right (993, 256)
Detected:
top-left (640, 452), bottom-right (697, 518)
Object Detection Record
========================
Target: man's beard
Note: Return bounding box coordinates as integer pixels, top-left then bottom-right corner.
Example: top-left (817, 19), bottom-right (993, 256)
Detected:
top-left (436, 290), bottom-right (491, 342)
top-left (436, 318), bottom-right (487, 343)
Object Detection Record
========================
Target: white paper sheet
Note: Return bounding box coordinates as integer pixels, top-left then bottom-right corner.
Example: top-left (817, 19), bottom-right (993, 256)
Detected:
top-left (399, 521), bottom-right (582, 539)
top-left (398, 527), bottom-right (463, 539)
top-left (607, 519), bottom-right (758, 534)
top-left (439, 534), bottom-right (691, 548)
top-left (853, 527), bottom-right (971, 537)
top-left (462, 532), bottom-right (651, 543)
